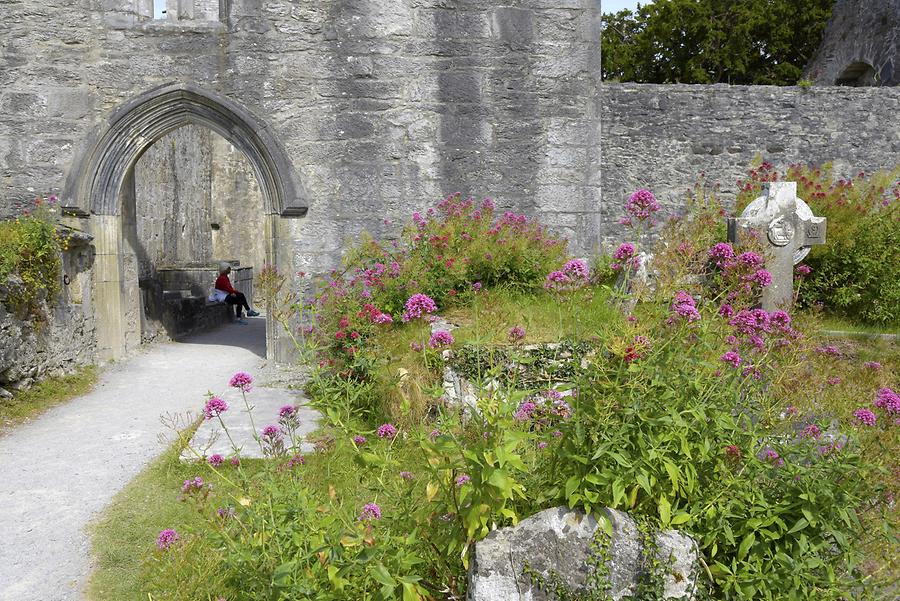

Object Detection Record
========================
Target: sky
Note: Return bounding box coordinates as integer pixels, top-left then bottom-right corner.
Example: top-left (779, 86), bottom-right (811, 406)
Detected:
top-left (603, 0), bottom-right (652, 12)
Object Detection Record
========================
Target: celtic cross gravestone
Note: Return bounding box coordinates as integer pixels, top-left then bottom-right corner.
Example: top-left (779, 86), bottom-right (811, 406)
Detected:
top-left (727, 182), bottom-right (826, 311)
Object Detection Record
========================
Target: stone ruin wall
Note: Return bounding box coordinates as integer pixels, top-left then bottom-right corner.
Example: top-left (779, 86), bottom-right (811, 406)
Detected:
top-left (0, 0), bottom-right (898, 379)
top-left (805, 0), bottom-right (900, 86)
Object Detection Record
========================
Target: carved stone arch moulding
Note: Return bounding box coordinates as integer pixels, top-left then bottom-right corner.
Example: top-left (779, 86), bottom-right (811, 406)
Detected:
top-left (63, 82), bottom-right (309, 217)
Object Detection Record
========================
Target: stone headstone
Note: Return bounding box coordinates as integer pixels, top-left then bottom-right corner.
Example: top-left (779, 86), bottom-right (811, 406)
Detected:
top-left (467, 506), bottom-right (699, 600)
top-left (727, 182), bottom-right (826, 311)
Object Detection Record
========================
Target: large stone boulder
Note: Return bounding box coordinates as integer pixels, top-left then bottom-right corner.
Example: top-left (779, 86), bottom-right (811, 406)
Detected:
top-left (467, 506), bottom-right (700, 600)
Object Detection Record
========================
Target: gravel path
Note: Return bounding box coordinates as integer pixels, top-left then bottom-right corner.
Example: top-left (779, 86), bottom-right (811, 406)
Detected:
top-left (0, 318), bottom-right (270, 601)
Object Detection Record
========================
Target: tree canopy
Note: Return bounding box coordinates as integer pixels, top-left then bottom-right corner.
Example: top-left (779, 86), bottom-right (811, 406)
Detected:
top-left (601, 0), bottom-right (835, 85)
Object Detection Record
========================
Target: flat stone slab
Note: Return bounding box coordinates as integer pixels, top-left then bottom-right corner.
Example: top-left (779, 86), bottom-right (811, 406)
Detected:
top-left (183, 386), bottom-right (319, 460)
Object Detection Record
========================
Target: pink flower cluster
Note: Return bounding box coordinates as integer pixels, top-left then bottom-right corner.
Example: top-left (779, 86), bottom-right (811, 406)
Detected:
top-left (359, 502), bottom-right (382, 521)
top-left (544, 260), bottom-right (589, 292)
top-left (229, 372), bottom-right (253, 392)
top-left (611, 243), bottom-right (640, 271)
top-left (377, 423), bottom-right (398, 439)
top-left (203, 396), bottom-right (228, 420)
top-left (401, 293), bottom-right (437, 322)
top-left (429, 330), bottom-right (454, 349)
top-left (156, 529), bottom-right (180, 550)
top-left (874, 387), bottom-right (900, 415)
top-left (358, 303), bottom-right (393, 324)
top-left (853, 408), bottom-right (877, 427)
top-left (508, 326), bottom-right (526, 342)
top-left (669, 291), bottom-right (700, 323)
top-left (624, 188), bottom-right (661, 223)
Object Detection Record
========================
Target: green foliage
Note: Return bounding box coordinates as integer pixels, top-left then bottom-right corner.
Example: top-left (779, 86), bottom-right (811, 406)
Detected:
top-left (602, 0), bottom-right (833, 85)
top-left (0, 198), bottom-right (63, 317)
top-left (0, 366), bottom-right (97, 430)
top-left (736, 163), bottom-right (900, 325)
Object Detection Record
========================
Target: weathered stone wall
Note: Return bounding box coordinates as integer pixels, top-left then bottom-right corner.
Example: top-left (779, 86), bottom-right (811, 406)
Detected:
top-left (599, 83), bottom-right (900, 246)
top-left (0, 0), bottom-right (602, 271)
top-left (805, 0), bottom-right (900, 86)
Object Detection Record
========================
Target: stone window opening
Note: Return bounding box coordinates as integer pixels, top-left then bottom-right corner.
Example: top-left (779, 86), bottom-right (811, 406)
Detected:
top-left (835, 61), bottom-right (878, 86)
top-left (138, 0), bottom-right (224, 24)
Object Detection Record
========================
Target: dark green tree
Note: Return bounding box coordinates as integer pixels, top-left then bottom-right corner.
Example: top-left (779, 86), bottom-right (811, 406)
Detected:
top-left (601, 0), bottom-right (834, 85)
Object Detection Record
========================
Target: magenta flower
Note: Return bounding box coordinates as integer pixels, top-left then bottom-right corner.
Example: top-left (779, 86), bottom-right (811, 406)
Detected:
top-left (472, 282), bottom-right (483, 293)
top-left (720, 351), bottom-right (742, 368)
top-left (401, 293), bottom-right (437, 322)
top-left (864, 361), bottom-right (882, 371)
top-left (853, 408), bottom-right (877, 426)
top-left (625, 188), bottom-right (661, 222)
top-left (181, 476), bottom-right (204, 493)
top-left (874, 388), bottom-right (900, 414)
top-left (785, 405), bottom-right (799, 417)
top-left (614, 243), bottom-right (635, 261)
top-left (400, 471), bottom-right (414, 481)
top-left (537, 441), bottom-right (548, 450)
top-left (229, 372), bottom-right (253, 392)
top-left (718, 304), bottom-right (734, 318)
top-left (429, 428), bottom-right (441, 439)
top-left (429, 330), bottom-right (455, 349)
top-left (203, 396), bottom-right (228, 420)
top-left (261, 424), bottom-right (282, 440)
top-left (816, 345), bottom-right (842, 357)
top-left (514, 401), bottom-right (537, 422)
top-left (670, 291), bottom-right (700, 323)
top-left (287, 454), bottom-right (305, 468)
top-left (279, 405), bottom-right (296, 419)
top-left (373, 312), bottom-right (393, 324)
top-left (455, 474), bottom-right (471, 487)
top-left (761, 448), bottom-right (785, 467)
top-left (353, 435), bottom-right (367, 446)
top-left (563, 259), bottom-right (589, 280)
top-left (543, 270), bottom-right (570, 291)
top-left (708, 242), bottom-right (735, 267)
top-left (230, 457), bottom-right (241, 467)
top-left (207, 454), bottom-right (224, 467)
top-left (410, 342), bottom-right (424, 352)
top-left (377, 423), bottom-right (398, 439)
top-left (737, 252), bottom-right (764, 269)
top-left (827, 377), bottom-right (841, 386)
top-left (359, 502), bottom-right (382, 521)
top-left (508, 326), bottom-right (526, 342)
top-left (800, 424), bottom-right (822, 439)
top-left (156, 529), bottom-right (180, 550)
top-left (795, 264), bottom-right (811, 276)
top-left (749, 269), bottom-right (772, 287)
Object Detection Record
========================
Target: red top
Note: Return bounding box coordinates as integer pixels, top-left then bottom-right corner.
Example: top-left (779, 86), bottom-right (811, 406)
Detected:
top-left (215, 274), bottom-right (236, 294)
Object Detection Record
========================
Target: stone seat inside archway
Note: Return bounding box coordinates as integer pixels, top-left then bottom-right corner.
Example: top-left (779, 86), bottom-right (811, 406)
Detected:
top-left (141, 262), bottom-right (255, 340)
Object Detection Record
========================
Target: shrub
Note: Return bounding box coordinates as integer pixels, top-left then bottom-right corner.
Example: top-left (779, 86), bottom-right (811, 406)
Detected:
top-left (0, 196), bottom-right (63, 318)
top-left (736, 163), bottom-right (900, 325)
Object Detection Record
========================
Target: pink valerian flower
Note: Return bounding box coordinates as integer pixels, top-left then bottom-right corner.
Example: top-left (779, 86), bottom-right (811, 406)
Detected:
top-left (624, 188), bottom-right (661, 222)
top-left (261, 424), bottom-right (282, 440)
top-left (800, 424), bottom-right (822, 439)
top-left (670, 291), bottom-right (700, 323)
top-left (748, 269), bottom-right (772, 287)
top-left (377, 423), bottom-right (398, 439)
top-left (552, 430), bottom-right (563, 438)
top-left (614, 243), bottom-right (635, 261)
top-left (864, 361), bottom-right (882, 371)
top-left (338, 317), bottom-right (350, 329)
top-left (278, 405), bottom-right (297, 419)
top-left (207, 454), bottom-right (225, 467)
top-left (514, 401), bottom-right (537, 421)
top-left (563, 259), bottom-right (589, 281)
top-left (737, 252), bottom-right (764, 269)
top-left (472, 282), bottom-right (483, 293)
top-left (816, 345), bottom-right (842, 357)
top-left (455, 474), bottom-right (471, 486)
top-left (708, 242), bottom-right (735, 268)
top-left (769, 310), bottom-right (791, 330)
top-left (761, 448), bottom-right (785, 467)
top-left (874, 388), bottom-right (900, 414)
top-left (353, 435), bottom-right (367, 446)
top-left (156, 529), bottom-right (180, 550)
top-left (795, 264), bottom-right (811, 276)
top-left (853, 408), bottom-right (877, 426)
top-left (182, 476), bottom-right (204, 493)
top-left (720, 351), bottom-right (742, 368)
top-left (286, 454), bottom-right (305, 468)
top-left (724, 445), bottom-right (742, 459)
top-left (203, 396), bottom-right (228, 420)
top-left (718, 303), bottom-right (734, 318)
top-left (429, 330), bottom-right (455, 349)
top-left (373, 313), bottom-right (393, 324)
top-left (543, 270), bottom-right (570, 291)
top-left (400, 471), bottom-right (414, 481)
top-left (359, 503), bottom-right (382, 521)
top-left (428, 428), bottom-right (441, 439)
top-left (230, 457), bottom-right (241, 467)
top-left (229, 372), bottom-right (253, 392)
top-left (537, 441), bottom-right (548, 450)
top-left (827, 377), bottom-right (842, 386)
top-left (409, 342), bottom-right (424, 352)
top-left (401, 293), bottom-right (437, 322)
top-left (508, 326), bottom-right (526, 342)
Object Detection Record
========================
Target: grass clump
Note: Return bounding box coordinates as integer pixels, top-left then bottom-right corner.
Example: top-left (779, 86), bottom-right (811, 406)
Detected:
top-left (0, 366), bottom-right (97, 431)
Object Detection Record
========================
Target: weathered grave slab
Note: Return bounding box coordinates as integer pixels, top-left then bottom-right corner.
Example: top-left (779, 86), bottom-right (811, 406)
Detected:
top-left (183, 386), bottom-right (318, 460)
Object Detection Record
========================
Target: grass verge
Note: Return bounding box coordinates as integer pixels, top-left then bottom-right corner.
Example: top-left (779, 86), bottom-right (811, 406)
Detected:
top-left (0, 366), bottom-right (98, 432)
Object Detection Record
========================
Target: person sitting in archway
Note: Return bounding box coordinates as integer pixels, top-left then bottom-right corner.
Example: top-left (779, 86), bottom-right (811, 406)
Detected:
top-left (212, 262), bottom-right (259, 325)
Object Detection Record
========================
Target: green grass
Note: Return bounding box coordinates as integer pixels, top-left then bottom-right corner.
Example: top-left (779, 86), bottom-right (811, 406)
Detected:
top-left (0, 366), bottom-right (98, 432)
top-left (814, 314), bottom-right (900, 337)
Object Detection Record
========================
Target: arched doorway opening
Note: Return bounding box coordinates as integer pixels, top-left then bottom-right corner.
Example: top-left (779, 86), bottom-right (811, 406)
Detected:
top-left (835, 61), bottom-right (877, 86)
top-left (64, 83), bottom-right (309, 362)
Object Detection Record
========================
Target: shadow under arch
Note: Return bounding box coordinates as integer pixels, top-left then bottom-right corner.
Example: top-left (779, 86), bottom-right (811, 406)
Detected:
top-left (64, 83), bottom-right (307, 362)
top-left (63, 82), bottom-right (309, 217)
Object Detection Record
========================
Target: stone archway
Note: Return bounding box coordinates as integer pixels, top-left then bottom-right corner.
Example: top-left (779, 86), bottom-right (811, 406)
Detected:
top-left (64, 83), bottom-right (308, 362)
top-left (835, 61), bottom-right (878, 86)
